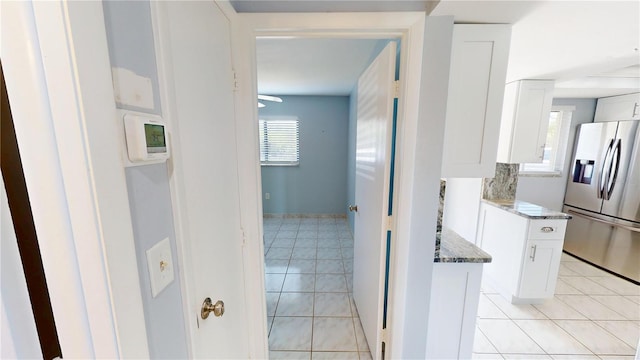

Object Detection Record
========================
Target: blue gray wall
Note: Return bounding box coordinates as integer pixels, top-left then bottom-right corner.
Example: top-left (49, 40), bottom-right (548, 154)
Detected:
top-left (124, 164), bottom-right (187, 359)
top-left (260, 96), bottom-right (349, 215)
top-left (102, 0), bottom-right (162, 115)
top-left (102, 1), bottom-right (188, 358)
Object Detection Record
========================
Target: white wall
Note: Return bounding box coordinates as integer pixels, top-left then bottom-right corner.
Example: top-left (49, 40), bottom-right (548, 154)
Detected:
top-left (516, 98), bottom-right (597, 210)
top-left (442, 178), bottom-right (483, 244)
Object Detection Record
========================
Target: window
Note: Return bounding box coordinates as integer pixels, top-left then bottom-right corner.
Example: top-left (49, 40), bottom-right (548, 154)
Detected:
top-left (520, 106), bottom-right (574, 175)
top-left (259, 118), bottom-right (300, 166)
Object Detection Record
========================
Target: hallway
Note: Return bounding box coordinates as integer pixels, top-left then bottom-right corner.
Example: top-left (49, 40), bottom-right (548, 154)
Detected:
top-left (263, 216), bottom-right (372, 360)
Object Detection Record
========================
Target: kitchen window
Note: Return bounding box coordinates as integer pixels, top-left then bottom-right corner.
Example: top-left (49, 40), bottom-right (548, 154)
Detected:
top-left (520, 106), bottom-right (574, 175)
top-left (259, 117), bottom-right (300, 166)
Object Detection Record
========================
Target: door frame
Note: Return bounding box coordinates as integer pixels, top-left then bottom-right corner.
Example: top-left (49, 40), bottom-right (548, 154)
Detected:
top-left (233, 12), bottom-right (454, 359)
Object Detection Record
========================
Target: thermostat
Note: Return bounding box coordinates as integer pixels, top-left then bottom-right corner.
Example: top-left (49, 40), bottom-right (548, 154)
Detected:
top-left (123, 113), bottom-right (170, 164)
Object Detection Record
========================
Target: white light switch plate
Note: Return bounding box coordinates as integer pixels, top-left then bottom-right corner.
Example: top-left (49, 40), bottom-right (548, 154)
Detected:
top-left (146, 237), bottom-right (174, 298)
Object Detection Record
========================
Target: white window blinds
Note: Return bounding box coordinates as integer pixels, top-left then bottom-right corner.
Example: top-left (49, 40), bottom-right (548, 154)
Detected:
top-left (259, 118), bottom-right (300, 166)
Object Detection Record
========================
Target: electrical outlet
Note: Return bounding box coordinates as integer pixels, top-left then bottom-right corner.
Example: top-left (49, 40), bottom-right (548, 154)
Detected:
top-left (146, 237), bottom-right (174, 298)
top-left (265, 193), bottom-right (270, 200)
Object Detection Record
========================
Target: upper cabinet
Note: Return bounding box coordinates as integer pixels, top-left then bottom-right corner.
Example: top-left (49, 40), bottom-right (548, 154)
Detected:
top-left (497, 80), bottom-right (555, 164)
top-left (441, 25), bottom-right (511, 178)
top-left (594, 92), bottom-right (640, 122)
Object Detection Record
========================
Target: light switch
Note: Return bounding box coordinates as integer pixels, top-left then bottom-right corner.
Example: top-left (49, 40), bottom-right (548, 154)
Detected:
top-left (146, 237), bottom-right (174, 298)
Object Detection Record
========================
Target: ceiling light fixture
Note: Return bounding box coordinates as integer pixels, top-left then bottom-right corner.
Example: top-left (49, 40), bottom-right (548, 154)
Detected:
top-left (258, 95), bottom-right (283, 103)
top-left (257, 94), bottom-right (283, 108)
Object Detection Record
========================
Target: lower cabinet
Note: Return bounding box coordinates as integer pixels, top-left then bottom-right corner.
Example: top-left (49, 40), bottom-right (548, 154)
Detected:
top-left (477, 203), bottom-right (567, 304)
top-left (518, 239), bottom-right (564, 299)
top-left (426, 262), bottom-right (483, 359)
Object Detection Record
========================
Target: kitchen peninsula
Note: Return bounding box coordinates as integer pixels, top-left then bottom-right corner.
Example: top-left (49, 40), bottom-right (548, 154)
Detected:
top-left (477, 199), bottom-right (571, 304)
top-left (426, 224), bottom-right (492, 359)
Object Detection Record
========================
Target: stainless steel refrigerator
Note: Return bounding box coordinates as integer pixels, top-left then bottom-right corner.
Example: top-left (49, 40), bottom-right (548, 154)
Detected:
top-left (563, 120), bottom-right (640, 284)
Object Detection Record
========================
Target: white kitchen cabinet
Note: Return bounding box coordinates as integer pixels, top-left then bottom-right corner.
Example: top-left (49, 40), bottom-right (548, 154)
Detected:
top-left (477, 202), bottom-right (568, 304)
top-left (426, 262), bottom-right (483, 359)
top-left (518, 239), bottom-right (564, 299)
top-left (497, 80), bottom-right (555, 164)
top-left (594, 92), bottom-right (640, 122)
top-left (441, 24), bottom-right (511, 178)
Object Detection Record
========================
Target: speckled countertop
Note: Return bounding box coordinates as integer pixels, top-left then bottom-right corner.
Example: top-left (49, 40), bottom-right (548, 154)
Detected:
top-left (434, 227), bottom-right (492, 263)
top-left (483, 199), bottom-right (572, 220)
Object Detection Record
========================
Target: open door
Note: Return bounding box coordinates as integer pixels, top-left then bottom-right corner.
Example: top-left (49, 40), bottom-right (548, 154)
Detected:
top-left (352, 42), bottom-right (397, 359)
top-left (157, 2), bottom-right (251, 357)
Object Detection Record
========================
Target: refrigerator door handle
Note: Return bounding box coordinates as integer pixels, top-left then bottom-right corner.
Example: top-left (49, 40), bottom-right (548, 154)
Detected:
top-left (597, 139), bottom-right (615, 199)
top-left (604, 139), bottom-right (622, 200)
top-left (566, 209), bottom-right (640, 233)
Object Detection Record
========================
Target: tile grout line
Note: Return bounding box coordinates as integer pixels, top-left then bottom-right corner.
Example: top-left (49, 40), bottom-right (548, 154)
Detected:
top-left (473, 326), bottom-right (500, 355)
top-left (585, 292), bottom-right (638, 321)
top-left (477, 256), bottom-right (638, 359)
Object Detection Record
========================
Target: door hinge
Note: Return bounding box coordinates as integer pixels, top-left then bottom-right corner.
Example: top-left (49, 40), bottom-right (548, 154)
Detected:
top-left (240, 227), bottom-right (247, 246)
top-left (232, 70), bottom-right (239, 91)
top-left (393, 80), bottom-right (400, 99)
top-left (387, 215), bottom-right (393, 231)
top-left (381, 328), bottom-right (388, 342)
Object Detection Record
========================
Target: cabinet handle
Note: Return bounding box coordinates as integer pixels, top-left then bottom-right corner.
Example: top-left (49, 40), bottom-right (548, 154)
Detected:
top-left (530, 245), bottom-right (537, 261)
top-left (539, 143), bottom-right (546, 159)
top-left (633, 102), bottom-right (639, 117)
top-left (540, 226), bottom-right (554, 233)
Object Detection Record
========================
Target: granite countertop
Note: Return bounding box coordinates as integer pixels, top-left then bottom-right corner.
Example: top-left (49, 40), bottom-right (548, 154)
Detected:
top-left (482, 199), bottom-right (572, 220)
top-left (434, 227), bottom-right (492, 263)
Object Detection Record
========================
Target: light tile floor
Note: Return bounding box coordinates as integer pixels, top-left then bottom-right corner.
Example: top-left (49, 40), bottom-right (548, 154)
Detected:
top-left (263, 216), bottom-right (372, 360)
top-left (474, 252), bottom-right (640, 360)
top-left (264, 217), bottom-right (640, 360)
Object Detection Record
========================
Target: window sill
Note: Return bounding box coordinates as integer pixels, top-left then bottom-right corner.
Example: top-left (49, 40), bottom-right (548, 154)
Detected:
top-left (261, 163), bottom-right (299, 167)
top-left (518, 171), bottom-right (563, 178)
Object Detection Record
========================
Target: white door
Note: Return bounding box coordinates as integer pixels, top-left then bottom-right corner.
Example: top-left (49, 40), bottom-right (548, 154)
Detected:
top-left (352, 42), bottom-right (397, 359)
top-left (161, 2), bottom-right (249, 358)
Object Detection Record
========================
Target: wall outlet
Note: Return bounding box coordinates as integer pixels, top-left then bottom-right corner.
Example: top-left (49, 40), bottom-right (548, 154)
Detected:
top-left (146, 237), bottom-right (174, 298)
top-left (265, 192), bottom-right (270, 200)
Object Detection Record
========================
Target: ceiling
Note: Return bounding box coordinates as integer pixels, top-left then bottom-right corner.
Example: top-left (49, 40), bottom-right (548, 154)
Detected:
top-left (246, 0), bottom-right (640, 98)
top-left (257, 38), bottom-right (389, 95)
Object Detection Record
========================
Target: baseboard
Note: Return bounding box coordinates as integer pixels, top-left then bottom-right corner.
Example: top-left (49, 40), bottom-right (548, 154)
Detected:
top-left (263, 213), bottom-right (347, 219)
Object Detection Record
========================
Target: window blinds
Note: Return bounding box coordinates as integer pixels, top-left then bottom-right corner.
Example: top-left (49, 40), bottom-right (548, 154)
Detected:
top-left (259, 119), bottom-right (300, 165)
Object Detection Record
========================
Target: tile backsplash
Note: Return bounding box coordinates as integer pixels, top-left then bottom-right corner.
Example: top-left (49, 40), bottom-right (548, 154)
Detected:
top-left (435, 179), bottom-right (446, 257)
top-left (438, 179), bottom-right (446, 233)
top-left (482, 163), bottom-right (519, 201)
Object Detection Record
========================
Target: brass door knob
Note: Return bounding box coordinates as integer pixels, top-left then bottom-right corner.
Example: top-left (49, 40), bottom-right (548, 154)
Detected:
top-left (348, 205), bottom-right (358, 212)
top-left (201, 297), bottom-right (225, 319)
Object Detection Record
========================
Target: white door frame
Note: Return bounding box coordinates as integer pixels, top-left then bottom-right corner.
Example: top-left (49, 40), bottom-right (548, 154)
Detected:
top-left (1, 1), bottom-right (149, 357)
top-left (232, 12), bottom-right (454, 359)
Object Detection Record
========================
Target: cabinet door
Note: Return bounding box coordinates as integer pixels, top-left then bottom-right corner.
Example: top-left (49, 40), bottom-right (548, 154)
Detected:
top-left (497, 80), bottom-right (554, 163)
top-left (518, 240), bottom-right (563, 299)
top-left (427, 263), bottom-right (483, 359)
top-left (441, 25), bottom-right (511, 178)
top-left (594, 93), bottom-right (640, 122)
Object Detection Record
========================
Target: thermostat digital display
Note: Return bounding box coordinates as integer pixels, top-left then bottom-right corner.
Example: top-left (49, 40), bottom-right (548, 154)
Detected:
top-left (144, 124), bottom-right (167, 153)
top-left (124, 113), bottom-right (170, 164)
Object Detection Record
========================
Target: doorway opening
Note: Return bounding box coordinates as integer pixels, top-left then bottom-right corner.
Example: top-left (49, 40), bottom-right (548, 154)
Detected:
top-left (256, 37), bottom-right (399, 359)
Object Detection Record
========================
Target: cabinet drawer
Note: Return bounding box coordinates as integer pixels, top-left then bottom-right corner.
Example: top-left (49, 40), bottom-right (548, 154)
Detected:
top-left (527, 220), bottom-right (567, 239)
